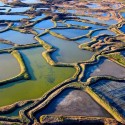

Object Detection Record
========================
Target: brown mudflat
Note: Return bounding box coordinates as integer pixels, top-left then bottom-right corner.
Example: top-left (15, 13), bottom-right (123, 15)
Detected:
top-left (90, 59), bottom-right (125, 78)
top-left (36, 89), bottom-right (111, 117)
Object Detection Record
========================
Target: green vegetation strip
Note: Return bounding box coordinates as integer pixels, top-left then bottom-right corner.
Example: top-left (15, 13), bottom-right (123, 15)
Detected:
top-left (42, 49), bottom-right (56, 66)
top-left (85, 86), bottom-right (125, 124)
top-left (103, 52), bottom-right (125, 67)
top-left (40, 115), bottom-right (118, 125)
top-left (35, 36), bottom-right (52, 50)
top-left (11, 50), bottom-right (29, 80)
top-left (0, 50), bottom-right (29, 86)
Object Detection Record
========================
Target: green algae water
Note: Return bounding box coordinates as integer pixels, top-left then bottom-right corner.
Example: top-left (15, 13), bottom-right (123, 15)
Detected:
top-left (0, 47), bottom-right (75, 107)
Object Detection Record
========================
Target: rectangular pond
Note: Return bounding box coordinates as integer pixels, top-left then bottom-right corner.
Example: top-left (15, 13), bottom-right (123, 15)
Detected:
top-left (0, 30), bottom-right (37, 45)
top-left (0, 15), bottom-right (29, 21)
top-left (34, 19), bottom-right (54, 29)
top-left (79, 16), bottom-right (118, 25)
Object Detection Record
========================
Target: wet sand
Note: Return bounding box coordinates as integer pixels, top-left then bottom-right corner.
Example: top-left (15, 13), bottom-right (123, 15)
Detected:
top-left (89, 59), bottom-right (125, 78)
top-left (36, 89), bottom-right (111, 118)
top-left (91, 80), bottom-right (125, 117)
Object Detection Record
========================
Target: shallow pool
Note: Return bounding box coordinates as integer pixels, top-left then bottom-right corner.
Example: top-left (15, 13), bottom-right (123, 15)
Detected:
top-left (40, 34), bottom-right (94, 63)
top-left (0, 30), bottom-right (37, 44)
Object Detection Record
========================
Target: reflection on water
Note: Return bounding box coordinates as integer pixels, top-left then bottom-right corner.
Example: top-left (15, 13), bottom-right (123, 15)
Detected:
top-left (0, 30), bottom-right (37, 44)
top-left (34, 19), bottom-right (53, 29)
top-left (41, 34), bottom-right (94, 63)
top-left (0, 53), bottom-right (20, 81)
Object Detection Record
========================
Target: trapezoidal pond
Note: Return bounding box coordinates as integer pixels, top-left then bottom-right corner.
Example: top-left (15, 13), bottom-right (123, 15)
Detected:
top-left (90, 80), bottom-right (125, 118)
top-left (35, 89), bottom-right (111, 119)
